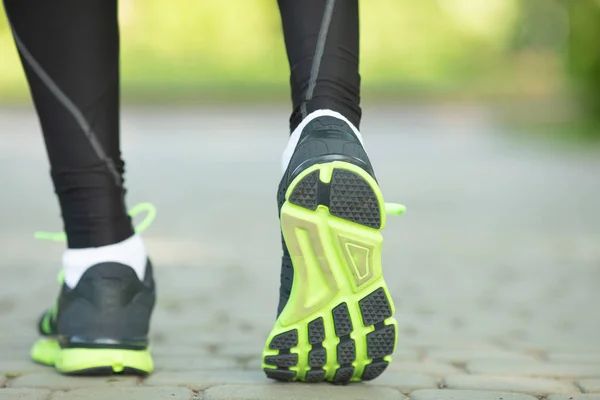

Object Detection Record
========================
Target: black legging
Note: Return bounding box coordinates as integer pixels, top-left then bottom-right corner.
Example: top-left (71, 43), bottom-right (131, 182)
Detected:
top-left (3, 0), bottom-right (361, 249)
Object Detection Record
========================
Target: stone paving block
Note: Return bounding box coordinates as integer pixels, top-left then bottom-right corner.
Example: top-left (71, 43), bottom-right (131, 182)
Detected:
top-left (0, 360), bottom-right (51, 376)
top-left (398, 339), bottom-right (501, 352)
top-left (154, 355), bottom-right (238, 371)
top-left (50, 387), bottom-right (194, 400)
top-left (503, 342), bottom-right (600, 354)
top-left (151, 326), bottom-right (266, 347)
top-left (202, 384), bottom-right (407, 400)
top-left (578, 380), bottom-right (600, 393)
top-left (8, 373), bottom-right (138, 389)
top-left (388, 362), bottom-right (462, 377)
top-left (155, 331), bottom-right (251, 348)
top-left (409, 389), bottom-right (538, 400)
top-left (151, 345), bottom-right (211, 357)
top-left (393, 349), bottom-right (423, 361)
top-left (0, 347), bottom-right (35, 361)
top-left (0, 388), bottom-right (51, 400)
top-left (366, 371), bottom-right (439, 392)
top-left (546, 354), bottom-right (600, 364)
top-left (216, 343), bottom-right (263, 360)
top-left (547, 395), bottom-right (600, 400)
top-left (466, 361), bottom-right (600, 379)
top-left (425, 350), bottom-right (536, 364)
top-left (443, 375), bottom-right (578, 395)
top-left (144, 370), bottom-right (264, 388)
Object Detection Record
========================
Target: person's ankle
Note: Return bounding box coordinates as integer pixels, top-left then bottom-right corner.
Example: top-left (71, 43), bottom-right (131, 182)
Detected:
top-left (62, 234), bottom-right (147, 288)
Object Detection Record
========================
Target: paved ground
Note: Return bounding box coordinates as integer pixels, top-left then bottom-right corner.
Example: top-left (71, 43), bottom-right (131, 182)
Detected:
top-left (0, 105), bottom-right (599, 400)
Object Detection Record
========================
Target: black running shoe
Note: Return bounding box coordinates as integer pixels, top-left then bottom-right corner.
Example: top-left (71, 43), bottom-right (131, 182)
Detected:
top-left (262, 112), bottom-right (404, 384)
top-left (31, 260), bottom-right (156, 375)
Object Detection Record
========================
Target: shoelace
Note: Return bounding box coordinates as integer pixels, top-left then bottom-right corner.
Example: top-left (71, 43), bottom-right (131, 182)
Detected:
top-left (34, 202), bottom-right (157, 242)
top-left (34, 202), bottom-right (157, 285)
top-left (385, 202), bottom-right (406, 216)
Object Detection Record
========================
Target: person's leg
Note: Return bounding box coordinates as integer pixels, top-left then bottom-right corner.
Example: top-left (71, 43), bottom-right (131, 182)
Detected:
top-left (3, 0), bottom-right (155, 375)
top-left (279, 0), bottom-right (361, 132)
top-left (262, 0), bottom-right (398, 384)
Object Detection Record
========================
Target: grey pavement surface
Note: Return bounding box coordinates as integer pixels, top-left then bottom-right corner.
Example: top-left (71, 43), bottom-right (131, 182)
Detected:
top-left (0, 105), bottom-right (599, 399)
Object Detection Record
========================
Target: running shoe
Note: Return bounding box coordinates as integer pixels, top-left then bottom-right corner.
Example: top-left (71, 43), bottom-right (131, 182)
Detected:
top-left (262, 111), bottom-right (403, 384)
top-left (31, 260), bottom-right (156, 375)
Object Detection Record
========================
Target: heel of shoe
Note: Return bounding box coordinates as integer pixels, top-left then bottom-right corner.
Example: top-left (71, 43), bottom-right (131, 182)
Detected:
top-left (31, 337), bottom-right (153, 375)
top-left (56, 347), bottom-right (153, 375)
top-left (58, 262), bottom-right (155, 347)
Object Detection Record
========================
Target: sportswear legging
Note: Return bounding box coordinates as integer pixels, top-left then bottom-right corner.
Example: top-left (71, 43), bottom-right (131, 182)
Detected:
top-left (3, 0), bottom-right (361, 249)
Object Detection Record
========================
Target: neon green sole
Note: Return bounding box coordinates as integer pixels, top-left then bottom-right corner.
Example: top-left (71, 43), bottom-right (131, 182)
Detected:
top-left (263, 161), bottom-right (398, 384)
top-left (31, 338), bottom-right (153, 375)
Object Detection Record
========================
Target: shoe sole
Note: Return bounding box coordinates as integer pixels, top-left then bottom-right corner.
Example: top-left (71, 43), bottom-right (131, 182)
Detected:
top-left (262, 161), bottom-right (397, 384)
top-left (31, 338), bottom-right (153, 375)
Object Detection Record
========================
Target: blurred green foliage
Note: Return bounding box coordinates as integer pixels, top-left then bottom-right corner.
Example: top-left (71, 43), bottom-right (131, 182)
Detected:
top-left (563, 0), bottom-right (600, 119)
top-left (0, 0), bottom-right (598, 123)
top-left (0, 0), bottom-right (521, 101)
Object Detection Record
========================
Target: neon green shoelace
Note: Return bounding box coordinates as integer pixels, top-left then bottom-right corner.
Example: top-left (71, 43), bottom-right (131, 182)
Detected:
top-left (385, 202), bottom-right (406, 216)
top-left (34, 202), bottom-right (157, 285)
top-left (34, 202), bottom-right (157, 243)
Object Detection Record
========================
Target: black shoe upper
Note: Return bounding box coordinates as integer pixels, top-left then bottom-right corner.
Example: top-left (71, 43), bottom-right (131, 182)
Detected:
top-left (39, 260), bottom-right (156, 350)
top-left (276, 116), bottom-right (375, 316)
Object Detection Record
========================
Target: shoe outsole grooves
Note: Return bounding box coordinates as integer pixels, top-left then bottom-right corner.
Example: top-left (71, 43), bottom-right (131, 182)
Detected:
top-left (263, 161), bottom-right (397, 384)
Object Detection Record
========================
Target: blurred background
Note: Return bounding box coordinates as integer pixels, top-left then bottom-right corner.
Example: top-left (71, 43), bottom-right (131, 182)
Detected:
top-left (0, 0), bottom-right (599, 367)
top-left (0, 0), bottom-right (599, 139)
